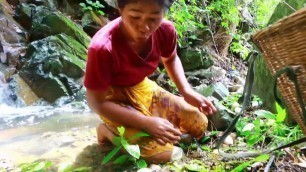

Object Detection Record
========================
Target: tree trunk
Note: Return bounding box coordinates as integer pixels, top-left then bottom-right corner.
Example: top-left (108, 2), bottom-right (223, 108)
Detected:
top-left (213, 22), bottom-right (237, 57)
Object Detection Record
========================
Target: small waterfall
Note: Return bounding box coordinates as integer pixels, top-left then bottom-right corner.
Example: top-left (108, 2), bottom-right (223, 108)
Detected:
top-left (0, 69), bottom-right (90, 130)
top-left (0, 71), bottom-right (15, 107)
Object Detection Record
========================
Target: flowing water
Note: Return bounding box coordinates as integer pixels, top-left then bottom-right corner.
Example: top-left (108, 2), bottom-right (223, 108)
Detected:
top-left (0, 71), bottom-right (101, 170)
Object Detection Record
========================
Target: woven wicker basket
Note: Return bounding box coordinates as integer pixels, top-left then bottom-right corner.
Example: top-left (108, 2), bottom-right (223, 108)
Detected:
top-left (252, 7), bottom-right (306, 134)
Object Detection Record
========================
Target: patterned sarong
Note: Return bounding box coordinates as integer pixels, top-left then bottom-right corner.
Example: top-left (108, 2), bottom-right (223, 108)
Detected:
top-left (100, 77), bottom-right (208, 157)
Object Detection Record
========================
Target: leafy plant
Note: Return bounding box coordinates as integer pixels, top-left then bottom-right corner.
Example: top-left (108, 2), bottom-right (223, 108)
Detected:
top-left (207, 0), bottom-right (240, 29)
top-left (102, 126), bottom-right (149, 169)
top-left (230, 32), bottom-right (252, 60)
top-left (80, 0), bottom-right (105, 15)
top-left (167, 0), bottom-right (206, 47)
top-left (231, 154), bottom-right (269, 172)
top-left (18, 161), bottom-right (92, 172)
top-left (221, 93), bottom-right (241, 109)
top-left (249, 0), bottom-right (281, 28)
top-left (19, 161), bottom-right (53, 172)
top-left (236, 102), bottom-right (303, 147)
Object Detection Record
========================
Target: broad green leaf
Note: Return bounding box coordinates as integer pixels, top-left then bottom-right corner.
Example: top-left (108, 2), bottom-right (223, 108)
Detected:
top-left (102, 146), bottom-right (121, 164)
top-left (231, 161), bottom-right (251, 172)
top-left (254, 110), bottom-right (275, 119)
top-left (79, 3), bottom-right (86, 8)
top-left (33, 162), bottom-right (45, 171)
top-left (113, 136), bottom-right (121, 146)
top-left (242, 123), bottom-right (255, 132)
top-left (275, 103), bottom-right (286, 123)
top-left (254, 154), bottom-right (269, 162)
top-left (114, 154), bottom-right (129, 164)
top-left (121, 137), bottom-right (129, 148)
top-left (185, 161), bottom-right (207, 172)
top-left (125, 144), bottom-right (140, 159)
top-left (129, 132), bottom-right (150, 141)
top-left (118, 126), bottom-right (125, 136)
top-left (201, 145), bottom-right (211, 152)
top-left (73, 167), bottom-right (92, 172)
top-left (121, 138), bottom-right (141, 159)
top-left (58, 162), bottom-right (72, 172)
top-left (231, 154), bottom-right (269, 172)
top-left (200, 136), bottom-right (210, 144)
top-left (33, 161), bottom-right (51, 171)
top-left (136, 159), bottom-right (147, 169)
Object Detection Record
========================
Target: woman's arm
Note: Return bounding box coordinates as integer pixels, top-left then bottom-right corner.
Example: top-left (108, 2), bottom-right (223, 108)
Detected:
top-left (86, 88), bottom-right (182, 144)
top-left (162, 53), bottom-right (217, 115)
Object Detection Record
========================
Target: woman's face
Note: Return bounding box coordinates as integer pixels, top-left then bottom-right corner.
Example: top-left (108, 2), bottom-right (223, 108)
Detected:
top-left (119, 0), bottom-right (164, 42)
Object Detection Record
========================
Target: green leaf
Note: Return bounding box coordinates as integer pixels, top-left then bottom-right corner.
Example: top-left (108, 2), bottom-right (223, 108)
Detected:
top-left (86, 0), bottom-right (93, 5)
top-left (58, 162), bottom-right (72, 172)
top-left (231, 161), bottom-right (251, 172)
top-left (102, 146), bottom-right (121, 164)
top-left (254, 110), bottom-right (275, 119)
top-left (200, 136), bottom-right (210, 144)
top-left (231, 154), bottom-right (269, 172)
top-left (121, 137), bottom-right (141, 158)
top-left (98, 11), bottom-right (105, 15)
top-left (121, 137), bottom-right (129, 148)
top-left (33, 162), bottom-right (45, 171)
top-left (201, 145), bottom-right (211, 152)
top-left (73, 167), bottom-right (92, 172)
top-left (113, 136), bottom-right (121, 146)
top-left (125, 144), bottom-right (141, 159)
top-left (185, 160), bottom-right (207, 171)
top-left (275, 103), bottom-right (286, 123)
top-left (79, 3), bottom-right (86, 8)
top-left (129, 132), bottom-right (150, 141)
top-left (254, 154), bottom-right (270, 161)
top-left (189, 35), bottom-right (197, 40)
top-left (33, 161), bottom-right (51, 171)
top-left (118, 126), bottom-right (125, 136)
top-left (114, 154), bottom-right (129, 164)
top-left (136, 159), bottom-right (147, 169)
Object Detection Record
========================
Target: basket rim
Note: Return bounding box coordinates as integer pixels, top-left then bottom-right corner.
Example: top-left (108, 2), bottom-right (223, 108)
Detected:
top-left (252, 7), bottom-right (306, 44)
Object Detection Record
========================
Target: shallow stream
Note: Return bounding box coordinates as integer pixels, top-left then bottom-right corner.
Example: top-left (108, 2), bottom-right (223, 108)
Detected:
top-left (0, 71), bottom-right (101, 170)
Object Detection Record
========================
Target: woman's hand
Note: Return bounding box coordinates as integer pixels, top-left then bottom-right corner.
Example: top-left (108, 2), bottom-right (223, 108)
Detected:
top-left (143, 116), bottom-right (182, 145)
top-left (181, 88), bottom-right (217, 116)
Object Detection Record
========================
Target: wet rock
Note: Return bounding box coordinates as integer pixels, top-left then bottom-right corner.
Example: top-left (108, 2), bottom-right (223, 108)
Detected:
top-left (187, 76), bottom-right (201, 86)
top-left (81, 11), bottom-right (109, 37)
top-left (228, 84), bottom-right (243, 93)
top-left (195, 82), bottom-right (229, 100)
top-left (19, 34), bottom-right (87, 102)
top-left (26, 0), bottom-right (59, 10)
top-left (0, 0), bottom-right (27, 67)
top-left (14, 3), bottom-right (36, 30)
top-left (179, 47), bottom-right (214, 71)
top-left (185, 69), bottom-right (213, 79)
top-left (223, 135), bottom-right (234, 145)
top-left (207, 100), bottom-right (235, 131)
top-left (211, 66), bottom-right (227, 79)
top-left (29, 6), bottom-right (90, 47)
top-left (233, 76), bottom-right (245, 85)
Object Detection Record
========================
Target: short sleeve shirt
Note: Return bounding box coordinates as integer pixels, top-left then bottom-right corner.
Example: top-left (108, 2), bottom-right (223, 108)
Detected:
top-left (84, 17), bottom-right (177, 91)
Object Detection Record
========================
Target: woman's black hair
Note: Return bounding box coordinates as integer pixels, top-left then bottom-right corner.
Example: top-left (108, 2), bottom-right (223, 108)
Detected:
top-left (116, 0), bottom-right (174, 11)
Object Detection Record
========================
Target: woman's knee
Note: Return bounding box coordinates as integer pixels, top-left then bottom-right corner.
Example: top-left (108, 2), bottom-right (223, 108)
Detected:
top-left (180, 110), bottom-right (208, 138)
top-left (96, 123), bottom-right (115, 144)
